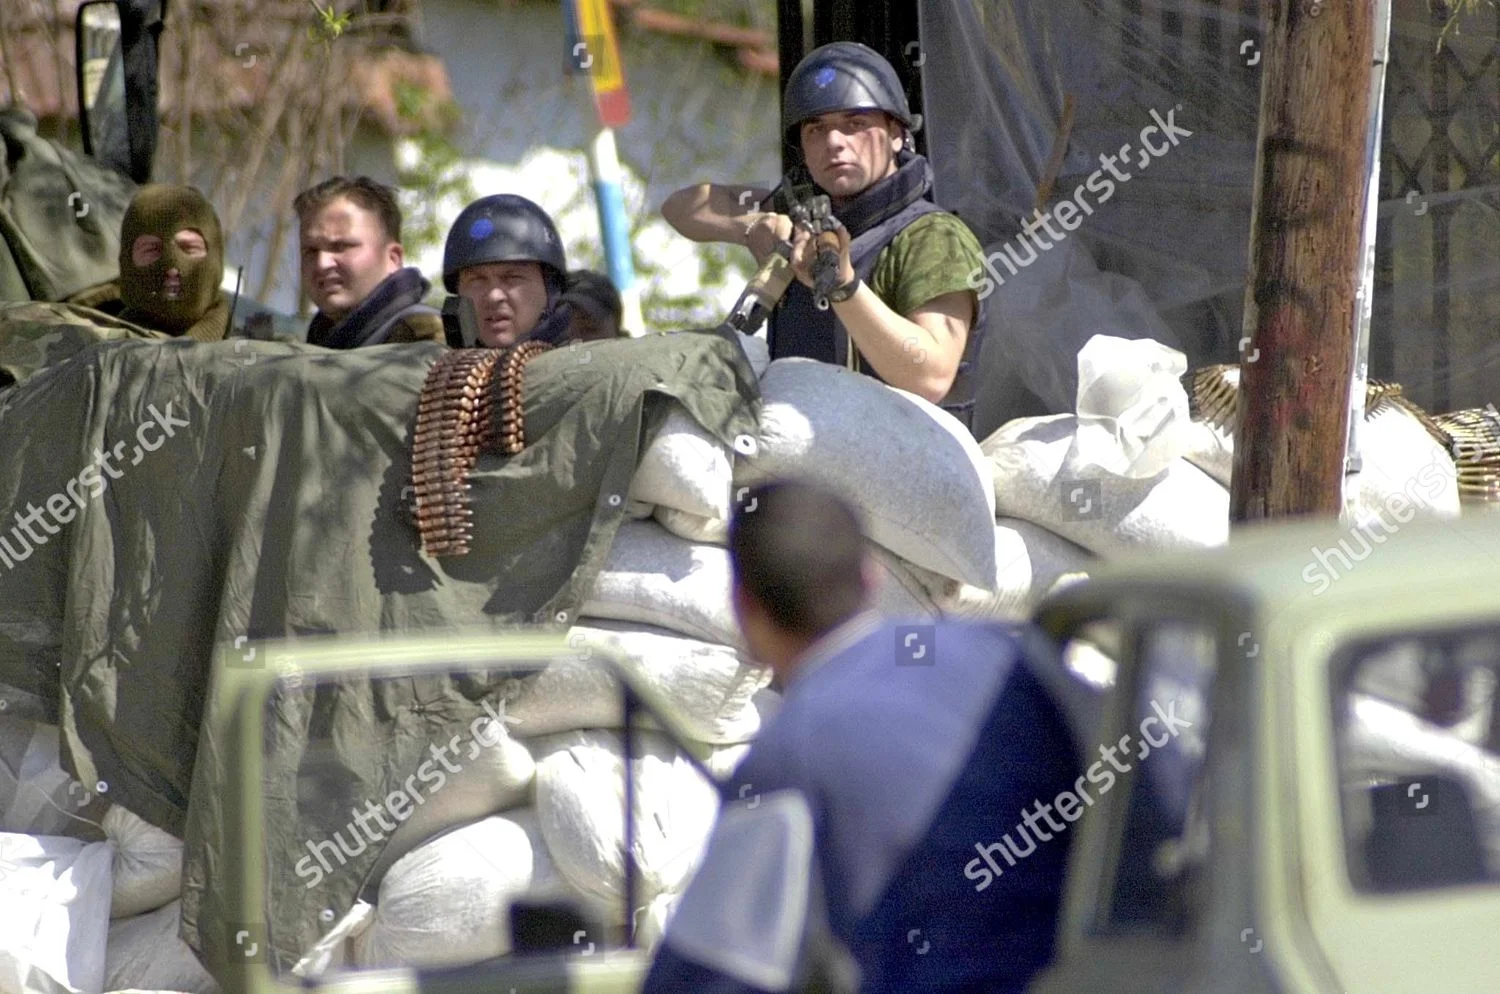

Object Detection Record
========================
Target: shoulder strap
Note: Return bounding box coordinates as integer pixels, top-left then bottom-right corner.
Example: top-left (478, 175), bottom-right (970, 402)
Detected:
top-left (364, 302), bottom-right (442, 346)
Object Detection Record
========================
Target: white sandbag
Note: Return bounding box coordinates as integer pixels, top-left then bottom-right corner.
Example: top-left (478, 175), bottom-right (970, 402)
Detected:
top-left (1181, 419), bottom-right (1233, 488)
top-left (983, 413), bottom-right (1230, 556)
top-left (510, 622), bottom-right (771, 744)
top-left (583, 519), bottom-right (741, 646)
top-left (653, 504), bottom-right (728, 545)
top-left (364, 714), bottom-right (536, 888)
top-left (734, 359), bottom-right (997, 587)
top-left (634, 891), bottom-right (680, 948)
top-left (102, 805), bottom-right (182, 919)
top-left (533, 730), bottom-right (719, 905)
top-left (353, 809), bottom-right (562, 969)
top-left (651, 506), bottom-right (953, 624)
top-left (630, 408), bottom-right (736, 523)
top-left (1351, 399), bottom-right (1462, 526)
top-left (628, 332), bottom-right (765, 526)
top-left (103, 900), bottom-right (218, 994)
top-left (1070, 336), bottom-right (1196, 479)
top-left (0, 717), bottom-right (106, 839)
top-left (0, 832), bottom-right (114, 994)
top-left (937, 518), bottom-right (1095, 621)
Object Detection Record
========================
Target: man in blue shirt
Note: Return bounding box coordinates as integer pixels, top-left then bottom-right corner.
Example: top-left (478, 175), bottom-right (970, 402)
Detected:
top-left (643, 480), bottom-right (1084, 994)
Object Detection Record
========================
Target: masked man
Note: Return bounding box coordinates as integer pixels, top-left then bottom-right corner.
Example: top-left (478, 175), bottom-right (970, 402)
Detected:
top-left (661, 43), bottom-right (986, 431)
top-left (67, 183), bottom-right (233, 340)
top-left (440, 194), bottom-right (576, 349)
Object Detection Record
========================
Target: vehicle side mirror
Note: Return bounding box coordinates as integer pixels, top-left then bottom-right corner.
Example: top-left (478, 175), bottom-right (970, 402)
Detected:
top-left (1363, 775), bottom-right (1490, 891)
top-left (75, 0), bottom-right (163, 183)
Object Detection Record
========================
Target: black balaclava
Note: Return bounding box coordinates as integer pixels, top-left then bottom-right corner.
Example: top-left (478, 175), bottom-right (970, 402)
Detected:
top-left (117, 184), bottom-right (227, 339)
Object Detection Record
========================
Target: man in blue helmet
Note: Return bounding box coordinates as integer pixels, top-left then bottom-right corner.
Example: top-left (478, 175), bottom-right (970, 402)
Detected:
top-left (661, 42), bottom-right (987, 432)
top-left (441, 194), bottom-right (580, 348)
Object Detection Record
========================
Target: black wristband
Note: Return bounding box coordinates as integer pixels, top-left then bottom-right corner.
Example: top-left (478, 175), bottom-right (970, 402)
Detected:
top-left (826, 277), bottom-right (861, 303)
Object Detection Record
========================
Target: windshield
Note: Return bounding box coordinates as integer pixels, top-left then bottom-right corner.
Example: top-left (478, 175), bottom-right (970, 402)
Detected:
top-left (1335, 625), bottom-right (1500, 892)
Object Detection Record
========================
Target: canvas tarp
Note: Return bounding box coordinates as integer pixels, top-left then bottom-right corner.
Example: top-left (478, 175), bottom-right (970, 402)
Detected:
top-left (0, 299), bottom-right (168, 387)
top-left (0, 327), bottom-right (760, 969)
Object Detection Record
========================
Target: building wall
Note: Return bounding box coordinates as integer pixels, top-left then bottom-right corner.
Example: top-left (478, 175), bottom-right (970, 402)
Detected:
top-left (215, 0), bottom-right (781, 328)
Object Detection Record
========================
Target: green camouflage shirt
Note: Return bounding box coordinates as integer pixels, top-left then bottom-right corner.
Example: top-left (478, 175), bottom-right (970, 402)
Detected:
top-left (868, 211), bottom-right (986, 317)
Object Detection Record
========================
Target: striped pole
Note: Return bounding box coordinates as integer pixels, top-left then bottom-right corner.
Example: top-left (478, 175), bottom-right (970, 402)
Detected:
top-left (588, 126), bottom-right (646, 336)
top-left (566, 0), bottom-right (645, 336)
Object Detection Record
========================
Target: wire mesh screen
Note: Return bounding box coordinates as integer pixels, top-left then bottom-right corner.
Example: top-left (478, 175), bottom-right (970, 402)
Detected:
top-left (917, 0), bottom-right (1499, 434)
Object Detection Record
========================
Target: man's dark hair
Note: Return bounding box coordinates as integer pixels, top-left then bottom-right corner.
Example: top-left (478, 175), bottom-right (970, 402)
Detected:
top-left (562, 269), bottom-right (622, 323)
top-left (729, 479), bottom-right (869, 639)
top-left (559, 269), bottom-right (624, 342)
top-left (293, 176), bottom-right (403, 244)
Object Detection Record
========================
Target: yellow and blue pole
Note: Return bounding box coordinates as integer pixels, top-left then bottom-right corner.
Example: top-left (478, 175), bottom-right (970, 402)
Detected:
top-left (565, 0), bottom-right (646, 335)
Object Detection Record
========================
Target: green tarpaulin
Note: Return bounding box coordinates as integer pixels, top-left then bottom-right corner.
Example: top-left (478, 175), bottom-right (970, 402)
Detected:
top-left (0, 328), bottom-right (759, 968)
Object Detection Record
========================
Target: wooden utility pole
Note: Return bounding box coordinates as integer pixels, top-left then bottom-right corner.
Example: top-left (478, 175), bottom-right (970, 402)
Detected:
top-left (1232, 0), bottom-right (1378, 522)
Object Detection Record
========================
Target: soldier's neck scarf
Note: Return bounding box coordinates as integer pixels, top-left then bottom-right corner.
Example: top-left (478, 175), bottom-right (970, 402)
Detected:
top-left (117, 185), bottom-right (227, 339)
top-left (308, 266), bottom-right (430, 350)
top-left (773, 149), bottom-right (934, 240)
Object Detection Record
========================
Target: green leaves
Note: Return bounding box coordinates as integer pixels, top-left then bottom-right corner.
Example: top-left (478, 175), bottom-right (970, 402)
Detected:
top-left (304, 0), bottom-right (353, 46)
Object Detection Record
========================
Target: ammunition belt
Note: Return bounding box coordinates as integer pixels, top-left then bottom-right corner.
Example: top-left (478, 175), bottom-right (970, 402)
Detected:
top-left (1186, 362), bottom-right (1499, 505)
top-left (409, 341), bottom-right (552, 556)
top-left (1433, 405), bottom-right (1500, 504)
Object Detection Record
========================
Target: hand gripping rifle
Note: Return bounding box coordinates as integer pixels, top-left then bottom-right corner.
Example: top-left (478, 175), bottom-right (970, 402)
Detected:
top-left (720, 187), bottom-right (845, 335)
top-left (786, 192), bottom-right (844, 310)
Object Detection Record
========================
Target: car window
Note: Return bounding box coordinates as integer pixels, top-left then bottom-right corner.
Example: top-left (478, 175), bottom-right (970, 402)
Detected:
top-left (1335, 626), bottom-right (1500, 894)
top-left (1100, 619), bottom-right (1215, 936)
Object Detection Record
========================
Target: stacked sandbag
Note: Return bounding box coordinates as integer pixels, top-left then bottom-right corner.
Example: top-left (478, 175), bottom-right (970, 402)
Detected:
top-left (103, 900), bottom-right (219, 994)
top-left (932, 518), bottom-right (1095, 621)
top-left (352, 810), bottom-right (569, 968)
top-left (0, 832), bottom-right (114, 994)
top-left (530, 730), bottom-right (719, 905)
top-left (362, 715), bottom-right (536, 890)
top-left (507, 621), bottom-right (772, 743)
top-left (982, 413), bottom-right (1229, 556)
top-left (732, 358), bottom-right (997, 589)
top-left (103, 805), bottom-right (182, 919)
top-left (979, 335), bottom-right (1228, 563)
top-left (346, 341), bottom-right (1014, 969)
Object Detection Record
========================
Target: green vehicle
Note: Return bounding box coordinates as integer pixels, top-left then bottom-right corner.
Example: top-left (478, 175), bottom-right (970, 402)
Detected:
top-left (0, 0), bottom-right (293, 332)
top-left (215, 512), bottom-right (1500, 993)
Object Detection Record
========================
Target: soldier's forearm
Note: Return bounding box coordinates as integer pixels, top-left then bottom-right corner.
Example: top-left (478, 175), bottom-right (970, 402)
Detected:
top-left (834, 291), bottom-right (959, 404)
top-left (661, 184), bottom-right (771, 246)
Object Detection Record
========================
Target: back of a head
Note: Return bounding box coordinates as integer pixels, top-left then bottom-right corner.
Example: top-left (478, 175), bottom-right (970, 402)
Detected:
top-left (729, 480), bottom-right (869, 640)
top-left (559, 269), bottom-right (623, 341)
top-left (293, 175), bottom-right (403, 245)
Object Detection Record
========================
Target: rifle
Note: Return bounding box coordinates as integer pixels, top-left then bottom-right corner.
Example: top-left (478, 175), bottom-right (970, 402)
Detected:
top-left (786, 192), bottom-right (844, 310)
top-left (720, 183), bottom-right (845, 334)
